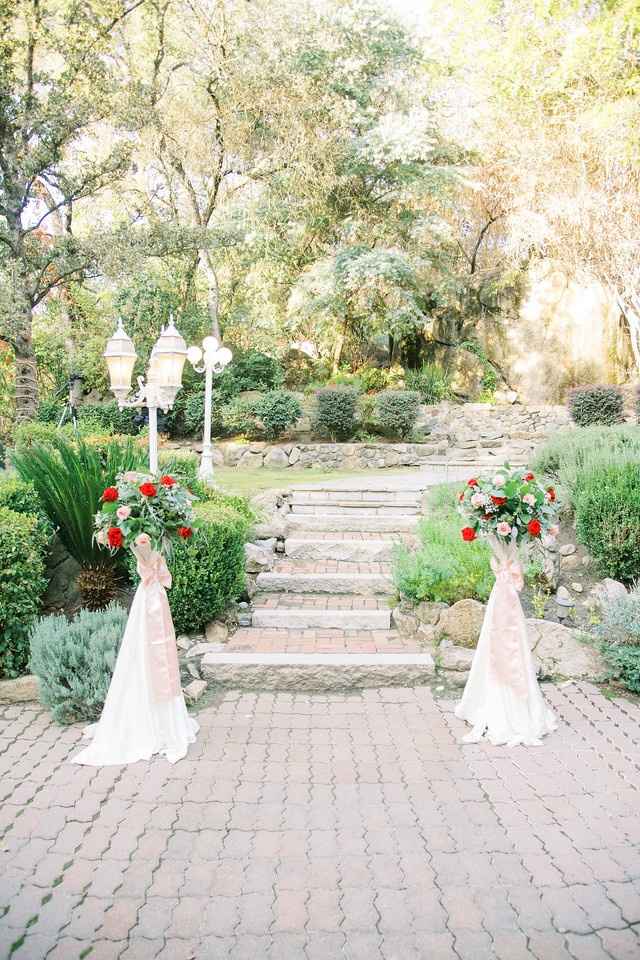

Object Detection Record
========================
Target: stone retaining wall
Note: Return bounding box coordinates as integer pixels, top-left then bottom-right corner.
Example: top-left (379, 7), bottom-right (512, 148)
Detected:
top-left (180, 402), bottom-right (571, 470)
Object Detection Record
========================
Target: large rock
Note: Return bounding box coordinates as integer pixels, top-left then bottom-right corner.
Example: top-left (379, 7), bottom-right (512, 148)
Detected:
top-left (527, 619), bottom-right (607, 681)
top-left (205, 621), bottom-right (229, 644)
top-left (245, 542), bottom-right (276, 574)
top-left (415, 601), bottom-right (448, 625)
top-left (439, 643), bottom-right (474, 672)
top-left (436, 599), bottom-right (486, 648)
top-left (0, 675), bottom-right (39, 703)
top-left (263, 447), bottom-right (289, 469)
top-left (591, 579), bottom-right (627, 608)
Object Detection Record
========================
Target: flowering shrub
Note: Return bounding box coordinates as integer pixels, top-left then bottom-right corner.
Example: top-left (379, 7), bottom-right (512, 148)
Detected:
top-left (567, 384), bottom-right (623, 427)
top-left (95, 472), bottom-right (196, 556)
top-left (458, 464), bottom-right (559, 545)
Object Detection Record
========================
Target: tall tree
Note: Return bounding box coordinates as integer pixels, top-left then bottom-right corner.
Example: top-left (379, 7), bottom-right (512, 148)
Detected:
top-left (0, 0), bottom-right (144, 418)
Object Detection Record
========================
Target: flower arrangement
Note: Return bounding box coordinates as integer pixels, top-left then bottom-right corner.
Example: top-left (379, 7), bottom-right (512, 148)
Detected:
top-left (95, 472), bottom-right (196, 555)
top-left (458, 464), bottom-right (559, 544)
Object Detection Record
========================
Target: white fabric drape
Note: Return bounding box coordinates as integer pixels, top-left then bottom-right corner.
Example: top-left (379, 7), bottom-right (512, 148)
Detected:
top-left (72, 543), bottom-right (198, 766)
top-left (455, 537), bottom-right (557, 746)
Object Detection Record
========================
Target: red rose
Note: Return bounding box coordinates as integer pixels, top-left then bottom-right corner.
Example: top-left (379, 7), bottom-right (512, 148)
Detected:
top-left (107, 526), bottom-right (123, 549)
top-left (527, 519), bottom-right (542, 537)
top-left (102, 486), bottom-right (119, 502)
top-left (160, 475), bottom-right (176, 487)
top-left (139, 482), bottom-right (157, 498)
top-left (547, 487), bottom-right (556, 502)
top-left (491, 495), bottom-right (507, 506)
top-left (458, 491), bottom-right (465, 502)
top-left (467, 478), bottom-right (479, 487)
top-left (461, 527), bottom-right (477, 542)
top-left (522, 472), bottom-right (535, 481)
top-left (178, 526), bottom-right (193, 539)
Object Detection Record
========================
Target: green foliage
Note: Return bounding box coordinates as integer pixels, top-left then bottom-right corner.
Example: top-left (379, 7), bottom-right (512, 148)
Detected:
top-left (404, 363), bottom-right (451, 404)
top-left (217, 350), bottom-right (283, 399)
top-left (532, 425), bottom-right (640, 502)
top-left (357, 364), bottom-right (405, 393)
top-left (76, 402), bottom-right (139, 436)
top-left (0, 475), bottom-right (53, 547)
top-left (253, 390), bottom-right (302, 440)
top-left (596, 593), bottom-right (640, 693)
top-left (37, 397), bottom-right (65, 424)
top-left (568, 385), bottom-right (624, 427)
top-left (158, 451), bottom-right (201, 488)
top-left (12, 435), bottom-right (147, 568)
top-left (373, 389), bottom-right (421, 439)
top-left (12, 421), bottom-right (62, 452)
top-left (393, 484), bottom-right (493, 604)
top-left (0, 508), bottom-right (48, 679)
top-left (30, 604), bottom-right (128, 723)
top-left (221, 396), bottom-right (260, 438)
top-left (574, 463), bottom-right (640, 582)
top-left (312, 388), bottom-right (359, 441)
top-left (168, 500), bottom-right (248, 634)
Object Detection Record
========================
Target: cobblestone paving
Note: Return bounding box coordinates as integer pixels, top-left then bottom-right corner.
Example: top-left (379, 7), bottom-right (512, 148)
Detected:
top-left (1, 682), bottom-right (639, 960)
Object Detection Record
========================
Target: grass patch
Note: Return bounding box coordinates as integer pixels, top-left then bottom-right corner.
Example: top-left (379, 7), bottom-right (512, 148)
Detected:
top-left (210, 466), bottom-right (418, 498)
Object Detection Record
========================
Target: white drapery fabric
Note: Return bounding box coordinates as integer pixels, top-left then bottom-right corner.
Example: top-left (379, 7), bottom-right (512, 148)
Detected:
top-left (455, 537), bottom-right (557, 746)
top-left (73, 541), bottom-right (198, 766)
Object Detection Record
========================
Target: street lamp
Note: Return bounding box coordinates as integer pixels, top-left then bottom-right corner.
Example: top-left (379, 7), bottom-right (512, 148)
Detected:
top-left (104, 315), bottom-right (188, 473)
top-left (186, 336), bottom-right (233, 483)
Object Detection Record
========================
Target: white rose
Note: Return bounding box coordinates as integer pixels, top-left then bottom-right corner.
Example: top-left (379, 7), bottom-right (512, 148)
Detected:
top-left (493, 475), bottom-right (505, 487)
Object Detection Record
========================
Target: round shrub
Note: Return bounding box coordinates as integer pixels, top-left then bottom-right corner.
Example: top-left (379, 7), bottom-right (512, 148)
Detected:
top-left (253, 390), bottom-right (302, 440)
top-left (312, 387), bottom-right (359, 441)
top-left (0, 507), bottom-right (48, 678)
top-left (0, 475), bottom-right (53, 547)
top-left (574, 463), bottom-right (640, 581)
top-left (567, 384), bottom-right (624, 426)
top-left (168, 501), bottom-right (248, 634)
top-left (217, 349), bottom-right (283, 399)
top-left (373, 389), bottom-right (421, 439)
top-left (30, 604), bottom-right (128, 723)
top-left (221, 396), bottom-right (260, 438)
top-left (77, 400), bottom-right (139, 435)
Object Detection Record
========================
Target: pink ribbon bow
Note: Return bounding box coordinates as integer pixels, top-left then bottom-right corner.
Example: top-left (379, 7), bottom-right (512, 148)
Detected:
top-left (487, 550), bottom-right (529, 699)
top-left (134, 545), bottom-right (180, 703)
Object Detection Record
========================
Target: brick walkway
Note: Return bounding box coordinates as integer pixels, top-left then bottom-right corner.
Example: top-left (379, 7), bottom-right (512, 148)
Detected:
top-left (1, 682), bottom-right (639, 960)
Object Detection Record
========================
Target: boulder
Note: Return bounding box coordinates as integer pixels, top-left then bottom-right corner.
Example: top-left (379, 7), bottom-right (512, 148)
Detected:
top-left (559, 543), bottom-right (576, 557)
top-left (0, 675), bottom-right (39, 703)
top-left (439, 643), bottom-right (474, 672)
top-left (591, 579), bottom-right (627, 608)
top-left (253, 518), bottom-right (287, 540)
top-left (264, 447), bottom-right (289, 469)
top-left (245, 542), bottom-right (276, 574)
top-left (205, 621), bottom-right (229, 644)
top-left (183, 679), bottom-right (207, 703)
top-left (436, 599), bottom-right (485, 648)
top-left (527, 619), bottom-right (608, 681)
top-left (415, 601), bottom-right (448, 626)
top-left (392, 606), bottom-right (419, 637)
top-left (238, 450), bottom-right (264, 469)
top-left (289, 446), bottom-right (301, 465)
top-left (555, 586), bottom-right (573, 608)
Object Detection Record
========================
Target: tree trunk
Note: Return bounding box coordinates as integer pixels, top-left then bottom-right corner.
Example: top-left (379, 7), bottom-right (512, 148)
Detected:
top-left (200, 251), bottom-right (221, 341)
top-left (14, 319), bottom-right (38, 421)
top-left (331, 330), bottom-right (345, 376)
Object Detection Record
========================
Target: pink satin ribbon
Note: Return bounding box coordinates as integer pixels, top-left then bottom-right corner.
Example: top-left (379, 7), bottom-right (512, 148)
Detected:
top-left (135, 547), bottom-right (181, 703)
top-left (488, 551), bottom-right (529, 699)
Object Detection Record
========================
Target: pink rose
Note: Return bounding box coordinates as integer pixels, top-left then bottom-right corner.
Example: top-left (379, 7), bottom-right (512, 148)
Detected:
top-left (96, 528), bottom-right (107, 545)
top-left (493, 474), bottom-right (505, 487)
top-left (470, 492), bottom-right (485, 508)
top-left (497, 521), bottom-right (512, 537)
top-left (522, 493), bottom-right (535, 507)
top-left (116, 505), bottom-right (131, 520)
top-left (135, 533), bottom-right (151, 547)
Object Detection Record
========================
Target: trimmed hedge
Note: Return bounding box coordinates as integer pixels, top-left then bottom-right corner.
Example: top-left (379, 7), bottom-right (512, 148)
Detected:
top-left (312, 387), bottom-right (359, 441)
top-left (567, 384), bottom-right (624, 426)
top-left (254, 390), bottom-right (302, 440)
top-left (168, 499), bottom-right (251, 634)
top-left (374, 389), bottom-right (421, 439)
top-left (0, 475), bottom-right (53, 547)
top-left (30, 604), bottom-right (128, 723)
top-left (574, 462), bottom-right (640, 581)
top-left (0, 507), bottom-right (48, 678)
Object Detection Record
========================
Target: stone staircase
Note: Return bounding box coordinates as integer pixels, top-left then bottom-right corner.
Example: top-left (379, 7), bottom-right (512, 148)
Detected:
top-left (201, 481), bottom-right (437, 689)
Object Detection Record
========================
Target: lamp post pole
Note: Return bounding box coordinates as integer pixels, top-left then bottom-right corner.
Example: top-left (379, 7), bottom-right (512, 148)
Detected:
top-left (186, 336), bottom-right (233, 484)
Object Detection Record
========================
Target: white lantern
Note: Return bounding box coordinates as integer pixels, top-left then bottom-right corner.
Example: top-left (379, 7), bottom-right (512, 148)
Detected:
top-left (103, 319), bottom-right (137, 404)
top-left (149, 316), bottom-right (188, 405)
top-left (217, 346), bottom-right (233, 366)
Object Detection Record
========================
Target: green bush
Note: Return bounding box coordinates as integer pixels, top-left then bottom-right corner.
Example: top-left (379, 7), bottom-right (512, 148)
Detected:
top-left (217, 349), bottom-right (283, 399)
top-left (312, 387), bottom-right (359, 441)
top-left (30, 604), bottom-right (128, 723)
top-left (158, 450), bottom-right (200, 488)
top-left (373, 389), bottom-right (421, 439)
top-left (221, 396), bottom-right (260, 437)
top-left (253, 390), bottom-right (302, 440)
top-left (168, 500), bottom-right (248, 633)
top-left (596, 593), bottom-right (640, 693)
top-left (12, 420), bottom-right (62, 452)
top-left (393, 485), bottom-right (493, 605)
top-left (0, 475), bottom-right (53, 547)
top-left (36, 397), bottom-right (65, 423)
top-left (0, 507), bottom-right (48, 678)
top-left (77, 401), bottom-right (139, 435)
top-left (574, 462), bottom-right (640, 581)
top-left (568, 384), bottom-right (624, 426)
top-left (357, 363), bottom-right (405, 394)
top-left (404, 363), bottom-right (451, 404)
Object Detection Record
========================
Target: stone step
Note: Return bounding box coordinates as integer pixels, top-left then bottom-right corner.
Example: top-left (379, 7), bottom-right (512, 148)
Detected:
top-left (255, 571), bottom-right (394, 595)
top-left (290, 490), bottom-right (422, 506)
top-left (285, 537), bottom-right (410, 562)
top-left (200, 652), bottom-right (436, 690)
top-left (286, 514), bottom-right (419, 533)
top-left (227, 627), bottom-right (418, 654)
top-left (273, 559), bottom-right (392, 574)
top-left (290, 502), bottom-right (420, 516)
top-left (252, 606), bottom-right (391, 630)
